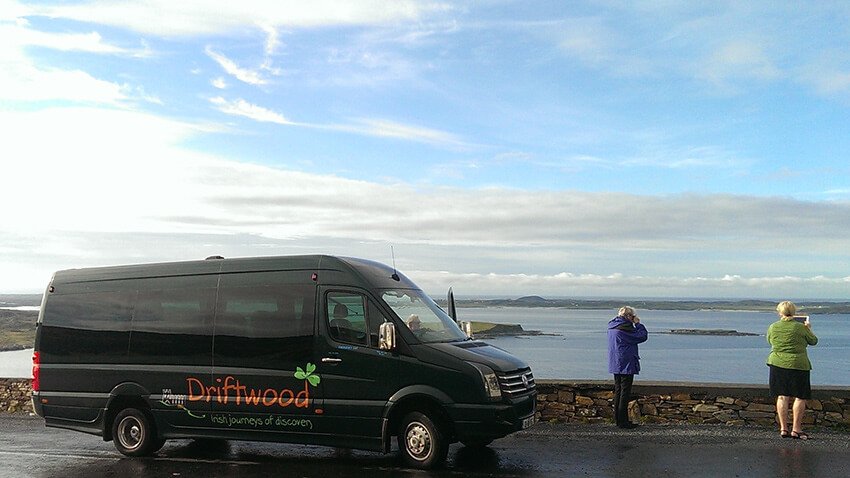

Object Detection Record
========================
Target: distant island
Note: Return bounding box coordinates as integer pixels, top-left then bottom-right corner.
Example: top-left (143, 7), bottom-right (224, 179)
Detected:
top-left (658, 329), bottom-right (760, 337)
top-left (468, 321), bottom-right (557, 338)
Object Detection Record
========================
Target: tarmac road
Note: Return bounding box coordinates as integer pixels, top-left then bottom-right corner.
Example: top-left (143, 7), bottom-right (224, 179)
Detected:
top-left (1, 414), bottom-right (848, 477)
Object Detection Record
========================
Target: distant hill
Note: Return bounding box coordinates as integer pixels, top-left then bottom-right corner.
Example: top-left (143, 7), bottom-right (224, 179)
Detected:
top-left (0, 309), bottom-right (37, 351)
top-left (514, 296), bottom-right (549, 305)
top-left (0, 294), bottom-right (42, 307)
top-left (0, 295), bottom-right (40, 351)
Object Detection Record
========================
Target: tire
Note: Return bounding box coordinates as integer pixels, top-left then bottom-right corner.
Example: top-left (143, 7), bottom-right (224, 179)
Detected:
top-left (112, 408), bottom-right (158, 457)
top-left (397, 411), bottom-right (448, 469)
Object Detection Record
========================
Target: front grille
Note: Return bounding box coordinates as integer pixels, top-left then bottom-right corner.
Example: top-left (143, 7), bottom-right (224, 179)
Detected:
top-left (498, 368), bottom-right (535, 397)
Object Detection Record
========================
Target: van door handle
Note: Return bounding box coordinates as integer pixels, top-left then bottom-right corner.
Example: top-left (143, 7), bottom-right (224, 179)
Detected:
top-left (321, 357), bottom-right (343, 364)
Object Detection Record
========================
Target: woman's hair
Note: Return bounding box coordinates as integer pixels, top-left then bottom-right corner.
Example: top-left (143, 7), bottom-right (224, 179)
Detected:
top-left (618, 306), bottom-right (635, 318)
top-left (776, 301), bottom-right (796, 318)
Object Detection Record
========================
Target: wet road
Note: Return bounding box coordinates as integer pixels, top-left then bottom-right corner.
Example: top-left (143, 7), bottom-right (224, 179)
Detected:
top-left (2, 415), bottom-right (849, 477)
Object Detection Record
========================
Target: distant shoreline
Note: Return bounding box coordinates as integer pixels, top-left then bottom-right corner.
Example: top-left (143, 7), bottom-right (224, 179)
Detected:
top-left (446, 296), bottom-right (850, 314)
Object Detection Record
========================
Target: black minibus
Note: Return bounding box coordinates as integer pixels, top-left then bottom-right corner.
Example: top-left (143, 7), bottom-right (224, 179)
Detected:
top-left (32, 255), bottom-right (536, 469)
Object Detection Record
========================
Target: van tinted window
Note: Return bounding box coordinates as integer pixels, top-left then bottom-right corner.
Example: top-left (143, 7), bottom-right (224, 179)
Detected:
top-left (40, 291), bottom-right (133, 363)
top-left (128, 276), bottom-right (216, 366)
top-left (214, 273), bottom-right (316, 369)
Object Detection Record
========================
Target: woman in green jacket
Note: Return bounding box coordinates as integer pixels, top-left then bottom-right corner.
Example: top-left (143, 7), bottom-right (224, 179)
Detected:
top-left (767, 301), bottom-right (818, 440)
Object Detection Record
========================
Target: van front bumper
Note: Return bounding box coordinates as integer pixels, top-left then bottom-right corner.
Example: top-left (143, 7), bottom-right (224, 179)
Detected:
top-left (448, 392), bottom-right (536, 441)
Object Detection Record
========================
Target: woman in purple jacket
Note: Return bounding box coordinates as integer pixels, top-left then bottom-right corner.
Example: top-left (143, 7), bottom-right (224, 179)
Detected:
top-left (608, 306), bottom-right (648, 429)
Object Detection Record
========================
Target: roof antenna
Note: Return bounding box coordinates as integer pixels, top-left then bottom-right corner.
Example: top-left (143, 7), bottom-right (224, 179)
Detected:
top-left (390, 246), bottom-right (400, 281)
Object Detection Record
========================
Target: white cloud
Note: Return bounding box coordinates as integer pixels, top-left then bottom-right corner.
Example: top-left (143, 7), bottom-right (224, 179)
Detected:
top-left (796, 50), bottom-right (850, 96)
top-left (406, 270), bottom-right (850, 298)
top-left (0, 15), bottom-right (153, 104)
top-left (259, 23), bottom-right (281, 56)
top-left (807, 71), bottom-right (850, 95)
top-left (211, 77), bottom-right (228, 89)
top-left (0, 107), bottom-right (215, 233)
top-left (555, 19), bottom-right (616, 67)
top-left (697, 40), bottom-right (782, 88)
top-left (3, 106), bottom-right (847, 258)
top-left (0, 55), bottom-right (126, 103)
top-left (26, 0), bottom-right (445, 37)
top-left (1, 104), bottom-right (848, 297)
top-left (210, 97), bottom-right (293, 124)
top-left (5, 101), bottom-right (846, 255)
top-left (2, 24), bottom-right (128, 54)
top-left (328, 118), bottom-right (473, 149)
top-left (205, 47), bottom-right (269, 86)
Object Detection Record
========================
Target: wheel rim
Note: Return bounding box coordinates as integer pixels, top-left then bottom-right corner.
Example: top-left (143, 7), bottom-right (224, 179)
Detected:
top-left (117, 416), bottom-right (144, 451)
top-left (404, 421), bottom-right (432, 461)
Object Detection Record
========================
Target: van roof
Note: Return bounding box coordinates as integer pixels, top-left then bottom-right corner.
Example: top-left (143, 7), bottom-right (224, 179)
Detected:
top-left (50, 255), bottom-right (418, 290)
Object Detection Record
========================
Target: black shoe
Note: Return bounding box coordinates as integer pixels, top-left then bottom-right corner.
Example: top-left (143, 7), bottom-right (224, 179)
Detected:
top-left (618, 422), bottom-right (638, 429)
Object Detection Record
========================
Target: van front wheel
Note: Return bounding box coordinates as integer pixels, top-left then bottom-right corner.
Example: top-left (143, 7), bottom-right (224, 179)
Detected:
top-left (397, 411), bottom-right (448, 469)
top-left (112, 408), bottom-right (157, 456)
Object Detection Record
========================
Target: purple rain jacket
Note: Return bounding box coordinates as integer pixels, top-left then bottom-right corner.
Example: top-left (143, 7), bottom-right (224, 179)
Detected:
top-left (607, 316), bottom-right (648, 375)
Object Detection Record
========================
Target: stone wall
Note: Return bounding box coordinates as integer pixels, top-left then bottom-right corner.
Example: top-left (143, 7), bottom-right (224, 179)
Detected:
top-left (536, 380), bottom-right (850, 428)
top-left (3, 378), bottom-right (850, 429)
top-left (0, 378), bottom-right (33, 414)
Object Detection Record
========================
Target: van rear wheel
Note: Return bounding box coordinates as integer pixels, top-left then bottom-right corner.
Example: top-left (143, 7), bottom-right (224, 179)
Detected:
top-left (112, 408), bottom-right (158, 456)
top-left (397, 411), bottom-right (448, 469)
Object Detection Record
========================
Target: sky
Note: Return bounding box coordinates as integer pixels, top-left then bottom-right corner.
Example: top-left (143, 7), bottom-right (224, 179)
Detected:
top-left (1, 1), bottom-right (849, 300)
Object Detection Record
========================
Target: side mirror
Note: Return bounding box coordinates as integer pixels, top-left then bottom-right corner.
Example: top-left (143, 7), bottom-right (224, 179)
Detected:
top-left (447, 287), bottom-right (457, 322)
top-left (459, 321), bottom-right (473, 338)
top-left (379, 322), bottom-right (396, 350)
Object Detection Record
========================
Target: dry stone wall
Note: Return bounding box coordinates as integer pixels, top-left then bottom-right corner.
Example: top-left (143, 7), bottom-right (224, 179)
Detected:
top-left (0, 378), bottom-right (33, 414)
top-left (536, 380), bottom-right (850, 429)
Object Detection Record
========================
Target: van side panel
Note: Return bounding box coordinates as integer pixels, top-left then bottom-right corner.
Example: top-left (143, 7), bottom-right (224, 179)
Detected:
top-left (37, 280), bottom-right (138, 426)
top-left (128, 275), bottom-right (218, 432)
top-left (201, 271), bottom-right (322, 440)
top-left (36, 274), bottom-right (219, 434)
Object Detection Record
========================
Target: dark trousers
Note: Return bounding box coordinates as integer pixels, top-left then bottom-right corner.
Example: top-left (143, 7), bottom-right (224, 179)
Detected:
top-left (613, 374), bottom-right (635, 426)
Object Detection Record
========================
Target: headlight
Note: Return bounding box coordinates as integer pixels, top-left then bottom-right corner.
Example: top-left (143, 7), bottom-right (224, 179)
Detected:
top-left (470, 362), bottom-right (502, 401)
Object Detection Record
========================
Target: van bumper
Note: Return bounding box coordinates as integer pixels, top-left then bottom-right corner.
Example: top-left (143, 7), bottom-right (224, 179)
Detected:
top-left (32, 391), bottom-right (107, 437)
top-left (448, 392), bottom-right (537, 441)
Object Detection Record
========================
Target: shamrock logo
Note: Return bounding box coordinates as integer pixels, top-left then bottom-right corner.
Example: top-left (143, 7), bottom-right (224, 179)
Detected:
top-left (295, 362), bottom-right (321, 387)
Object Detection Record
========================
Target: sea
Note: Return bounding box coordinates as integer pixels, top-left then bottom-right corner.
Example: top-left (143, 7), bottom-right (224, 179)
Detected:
top-left (1, 307), bottom-right (848, 386)
top-left (460, 307), bottom-right (850, 386)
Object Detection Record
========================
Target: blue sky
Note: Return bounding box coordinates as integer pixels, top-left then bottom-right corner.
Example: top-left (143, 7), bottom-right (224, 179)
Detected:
top-left (2, 1), bottom-right (849, 299)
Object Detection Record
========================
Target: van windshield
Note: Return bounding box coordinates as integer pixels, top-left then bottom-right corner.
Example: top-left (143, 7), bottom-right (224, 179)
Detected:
top-left (381, 289), bottom-right (468, 343)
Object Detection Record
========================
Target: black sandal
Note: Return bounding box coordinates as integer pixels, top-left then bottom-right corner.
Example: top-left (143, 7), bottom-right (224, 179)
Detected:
top-left (791, 431), bottom-right (809, 440)
top-left (780, 429), bottom-right (790, 438)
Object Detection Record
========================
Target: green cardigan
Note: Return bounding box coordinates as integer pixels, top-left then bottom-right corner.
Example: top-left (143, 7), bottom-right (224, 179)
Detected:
top-left (766, 319), bottom-right (818, 371)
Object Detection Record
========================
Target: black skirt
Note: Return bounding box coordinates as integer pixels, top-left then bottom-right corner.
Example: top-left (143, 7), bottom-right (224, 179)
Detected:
top-left (768, 364), bottom-right (812, 399)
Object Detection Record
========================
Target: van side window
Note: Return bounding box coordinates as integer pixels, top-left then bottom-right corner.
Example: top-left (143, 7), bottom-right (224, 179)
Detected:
top-left (40, 291), bottom-right (133, 362)
top-left (214, 279), bottom-right (316, 368)
top-left (327, 292), bottom-right (368, 346)
top-left (130, 285), bottom-right (216, 366)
